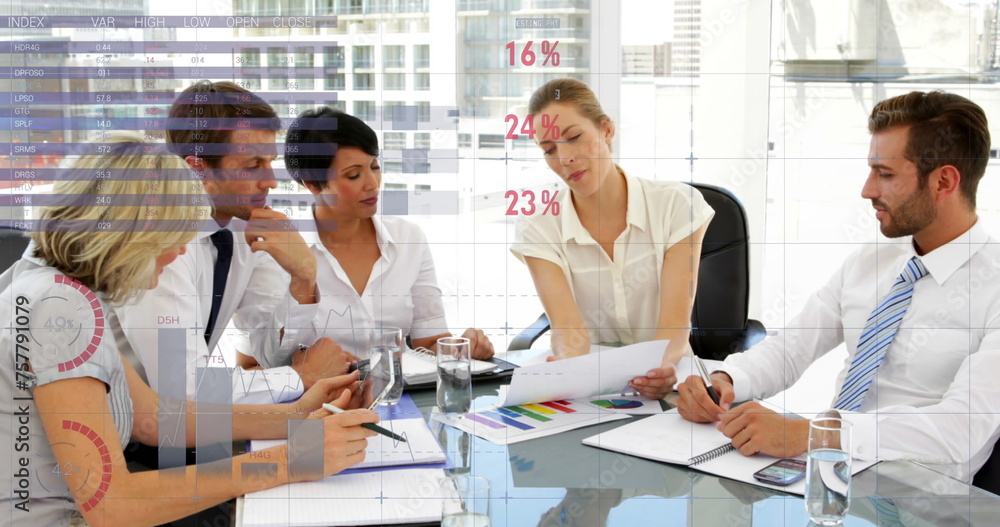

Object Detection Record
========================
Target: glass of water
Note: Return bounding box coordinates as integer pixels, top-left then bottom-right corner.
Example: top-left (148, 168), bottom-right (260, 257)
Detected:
top-left (441, 475), bottom-right (490, 527)
top-left (805, 416), bottom-right (853, 525)
top-left (436, 337), bottom-right (472, 414)
top-left (370, 327), bottom-right (403, 405)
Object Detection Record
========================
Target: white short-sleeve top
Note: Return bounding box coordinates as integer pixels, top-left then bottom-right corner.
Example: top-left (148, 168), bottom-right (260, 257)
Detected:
top-left (510, 169), bottom-right (714, 346)
top-left (1, 248), bottom-right (133, 526)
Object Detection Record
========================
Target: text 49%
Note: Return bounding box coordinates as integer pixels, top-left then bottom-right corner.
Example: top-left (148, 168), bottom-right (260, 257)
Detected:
top-left (506, 190), bottom-right (560, 216)
top-left (506, 40), bottom-right (560, 66)
top-left (505, 113), bottom-right (560, 140)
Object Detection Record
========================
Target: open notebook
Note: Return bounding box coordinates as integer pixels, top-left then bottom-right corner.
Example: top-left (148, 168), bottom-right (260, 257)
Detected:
top-left (250, 417), bottom-right (446, 473)
top-left (582, 410), bottom-right (877, 495)
top-left (401, 347), bottom-right (504, 385)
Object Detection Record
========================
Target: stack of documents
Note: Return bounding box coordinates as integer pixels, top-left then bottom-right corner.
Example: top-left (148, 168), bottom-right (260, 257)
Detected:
top-left (401, 346), bottom-right (499, 385)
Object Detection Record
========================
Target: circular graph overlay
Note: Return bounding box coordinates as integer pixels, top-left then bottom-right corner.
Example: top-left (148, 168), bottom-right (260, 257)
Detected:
top-left (61, 420), bottom-right (112, 512)
top-left (29, 275), bottom-right (105, 372)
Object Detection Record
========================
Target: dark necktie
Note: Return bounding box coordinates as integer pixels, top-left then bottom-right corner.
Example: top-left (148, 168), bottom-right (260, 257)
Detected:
top-left (205, 229), bottom-right (234, 345)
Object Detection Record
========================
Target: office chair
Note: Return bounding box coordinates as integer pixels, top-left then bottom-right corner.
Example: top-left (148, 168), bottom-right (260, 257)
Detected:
top-left (0, 227), bottom-right (30, 273)
top-left (973, 443), bottom-right (1000, 496)
top-left (507, 182), bottom-right (766, 361)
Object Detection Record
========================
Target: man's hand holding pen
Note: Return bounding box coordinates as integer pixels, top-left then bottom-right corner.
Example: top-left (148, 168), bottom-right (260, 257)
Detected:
top-left (676, 370), bottom-right (735, 423)
top-left (677, 369), bottom-right (809, 457)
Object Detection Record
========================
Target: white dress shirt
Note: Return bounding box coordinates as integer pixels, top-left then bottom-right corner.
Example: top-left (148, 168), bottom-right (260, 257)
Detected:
top-left (114, 218), bottom-right (318, 403)
top-left (720, 221), bottom-right (1000, 482)
top-left (254, 213), bottom-right (449, 367)
top-left (510, 170), bottom-right (714, 346)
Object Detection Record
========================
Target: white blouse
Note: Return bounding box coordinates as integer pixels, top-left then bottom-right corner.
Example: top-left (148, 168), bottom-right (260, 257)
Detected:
top-left (511, 170), bottom-right (715, 346)
top-left (256, 213), bottom-right (450, 366)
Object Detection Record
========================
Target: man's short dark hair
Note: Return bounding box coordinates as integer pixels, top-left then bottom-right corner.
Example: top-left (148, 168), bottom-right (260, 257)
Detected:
top-left (284, 106), bottom-right (379, 190)
top-left (167, 80), bottom-right (280, 168)
top-left (869, 90), bottom-right (991, 207)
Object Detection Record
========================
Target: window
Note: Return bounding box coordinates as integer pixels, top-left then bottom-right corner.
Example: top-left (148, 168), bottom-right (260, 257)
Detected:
top-left (237, 73), bottom-right (261, 91)
top-left (385, 73), bottom-right (406, 90)
top-left (326, 100), bottom-right (346, 113)
top-left (325, 45), bottom-right (345, 68)
top-left (354, 46), bottom-right (374, 69)
top-left (414, 133), bottom-right (431, 149)
top-left (405, 161), bottom-right (431, 174)
top-left (384, 161), bottom-right (403, 173)
top-left (326, 73), bottom-right (345, 91)
top-left (414, 45), bottom-right (430, 68)
top-left (415, 184), bottom-right (431, 192)
top-left (458, 133), bottom-right (472, 148)
top-left (478, 134), bottom-right (504, 149)
top-left (383, 45), bottom-right (405, 68)
top-left (512, 137), bottom-right (535, 150)
top-left (238, 47), bottom-right (260, 67)
top-left (266, 47), bottom-right (282, 68)
top-left (293, 52), bottom-right (314, 90)
top-left (383, 101), bottom-right (405, 122)
top-left (354, 73), bottom-right (374, 90)
top-left (416, 101), bottom-right (430, 122)
top-left (384, 132), bottom-right (406, 150)
top-left (354, 101), bottom-right (375, 122)
top-left (415, 72), bottom-right (430, 91)
top-left (384, 182), bottom-right (407, 190)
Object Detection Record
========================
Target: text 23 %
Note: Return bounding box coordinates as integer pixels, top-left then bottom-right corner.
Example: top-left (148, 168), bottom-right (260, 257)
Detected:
top-left (506, 190), bottom-right (560, 216)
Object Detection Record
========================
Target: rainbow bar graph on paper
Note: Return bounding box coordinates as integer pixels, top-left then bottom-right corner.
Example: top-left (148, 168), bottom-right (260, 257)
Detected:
top-left (449, 399), bottom-right (627, 445)
top-left (467, 400), bottom-right (578, 430)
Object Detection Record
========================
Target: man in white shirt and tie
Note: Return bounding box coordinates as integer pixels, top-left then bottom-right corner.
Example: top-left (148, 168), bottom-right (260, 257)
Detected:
top-left (677, 90), bottom-right (1000, 484)
top-left (114, 81), bottom-right (352, 407)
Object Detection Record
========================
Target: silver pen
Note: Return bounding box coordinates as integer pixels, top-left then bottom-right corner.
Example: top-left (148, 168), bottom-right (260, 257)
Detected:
top-left (693, 355), bottom-right (722, 405)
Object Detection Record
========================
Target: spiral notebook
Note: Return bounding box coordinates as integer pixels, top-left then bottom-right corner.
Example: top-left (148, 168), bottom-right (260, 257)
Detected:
top-left (401, 347), bottom-right (510, 386)
top-left (582, 410), bottom-right (877, 495)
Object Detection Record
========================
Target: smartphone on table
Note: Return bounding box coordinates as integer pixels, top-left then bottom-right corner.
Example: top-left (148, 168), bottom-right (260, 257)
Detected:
top-left (752, 458), bottom-right (807, 486)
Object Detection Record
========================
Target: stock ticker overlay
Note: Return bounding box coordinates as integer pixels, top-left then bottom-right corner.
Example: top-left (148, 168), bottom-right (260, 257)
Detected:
top-left (3, 5), bottom-right (577, 522)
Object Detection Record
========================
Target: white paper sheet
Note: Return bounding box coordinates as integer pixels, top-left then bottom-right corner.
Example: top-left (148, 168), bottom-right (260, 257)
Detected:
top-left (500, 340), bottom-right (668, 406)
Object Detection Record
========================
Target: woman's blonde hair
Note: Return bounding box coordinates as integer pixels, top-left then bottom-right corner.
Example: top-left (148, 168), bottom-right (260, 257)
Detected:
top-left (528, 78), bottom-right (614, 151)
top-left (31, 132), bottom-right (211, 303)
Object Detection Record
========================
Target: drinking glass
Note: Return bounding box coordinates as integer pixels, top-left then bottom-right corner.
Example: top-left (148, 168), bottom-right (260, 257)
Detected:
top-left (441, 475), bottom-right (490, 527)
top-left (436, 337), bottom-right (472, 414)
top-left (805, 416), bottom-right (852, 525)
top-left (369, 327), bottom-right (403, 405)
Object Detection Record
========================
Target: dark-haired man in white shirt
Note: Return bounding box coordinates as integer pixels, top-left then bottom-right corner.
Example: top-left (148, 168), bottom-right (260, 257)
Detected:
top-left (677, 90), bottom-right (1000, 484)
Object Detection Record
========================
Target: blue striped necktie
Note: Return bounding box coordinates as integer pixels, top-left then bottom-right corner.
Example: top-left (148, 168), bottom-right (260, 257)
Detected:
top-left (834, 257), bottom-right (929, 411)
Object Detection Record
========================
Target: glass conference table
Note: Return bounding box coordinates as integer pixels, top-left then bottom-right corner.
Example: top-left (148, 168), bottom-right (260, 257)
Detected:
top-left (238, 349), bottom-right (1000, 526)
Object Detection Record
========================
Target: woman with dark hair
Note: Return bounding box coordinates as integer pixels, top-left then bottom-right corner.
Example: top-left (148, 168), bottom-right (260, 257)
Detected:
top-left (258, 107), bottom-right (494, 366)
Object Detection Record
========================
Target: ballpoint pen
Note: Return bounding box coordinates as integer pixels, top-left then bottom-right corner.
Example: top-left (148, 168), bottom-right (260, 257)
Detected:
top-left (321, 403), bottom-right (407, 443)
top-left (693, 354), bottom-right (722, 406)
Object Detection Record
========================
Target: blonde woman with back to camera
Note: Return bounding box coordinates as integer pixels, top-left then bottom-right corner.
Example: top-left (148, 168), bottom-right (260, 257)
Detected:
top-left (0, 132), bottom-right (378, 527)
top-left (510, 78), bottom-right (715, 399)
